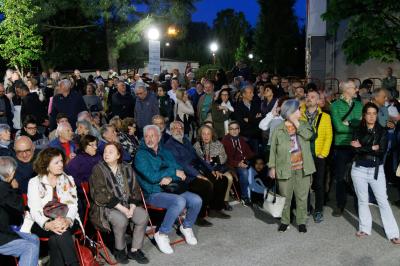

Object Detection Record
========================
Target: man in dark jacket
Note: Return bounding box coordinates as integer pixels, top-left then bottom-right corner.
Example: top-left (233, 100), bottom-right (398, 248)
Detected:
top-left (110, 81), bottom-right (135, 120)
top-left (164, 121), bottom-right (230, 226)
top-left (13, 136), bottom-right (37, 194)
top-left (0, 84), bottom-right (13, 127)
top-left (233, 84), bottom-right (262, 153)
top-left (20, 84), bottom-right (47, 126)
top-left (134, 84), bottom-right (159, 138)
top-left (0, 156), bottom-right (39, 265)
top-left (49, 79), bottom-right (87, 131)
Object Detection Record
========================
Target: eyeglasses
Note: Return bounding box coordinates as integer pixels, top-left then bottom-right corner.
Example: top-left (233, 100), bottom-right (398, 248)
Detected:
top-left (16, 149), bottom-right (32, 154)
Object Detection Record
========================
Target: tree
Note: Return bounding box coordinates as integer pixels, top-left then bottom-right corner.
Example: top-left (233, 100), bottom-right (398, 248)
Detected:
top-left (235, 36), bottom-right (248, 62)
top-left (212, 9), bottom-right (251, 69)
top-left (173, 22), bottom-right (212, 65)
top-left (253, 0), bottom-right (303, 75)
top-left (32, 0), bottom-right (106, 69)
top-left (322, 0), bottom-right (400, 64)
top-left (33, 0), bottom-right (197, 70)
top-left (0, 0), bottom-right (43, 75)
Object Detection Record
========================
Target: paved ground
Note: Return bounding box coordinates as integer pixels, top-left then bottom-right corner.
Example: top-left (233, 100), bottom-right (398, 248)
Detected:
top-left (126, 194), bottom-right (400, 266)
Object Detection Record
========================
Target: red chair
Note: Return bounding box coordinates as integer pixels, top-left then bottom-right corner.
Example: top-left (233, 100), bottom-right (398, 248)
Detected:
top-left (140, 189), bottom-right (185, 245)
top-left (81, 182), bottom-right (118, 265)
top-left (15, 192), bottom-right (85, 265)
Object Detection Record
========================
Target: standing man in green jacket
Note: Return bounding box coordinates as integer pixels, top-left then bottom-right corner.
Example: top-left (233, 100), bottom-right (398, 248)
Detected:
top-left (330, 80), bottom-right (362, 217)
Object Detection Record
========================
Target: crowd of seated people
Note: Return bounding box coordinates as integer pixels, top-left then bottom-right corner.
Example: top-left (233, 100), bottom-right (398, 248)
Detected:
top-left (1, 66), bottom-right (400, 265)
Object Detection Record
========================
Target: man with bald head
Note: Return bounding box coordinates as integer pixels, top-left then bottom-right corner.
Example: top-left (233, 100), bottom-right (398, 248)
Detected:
top-left (13, 136), bottom-right (37, 193)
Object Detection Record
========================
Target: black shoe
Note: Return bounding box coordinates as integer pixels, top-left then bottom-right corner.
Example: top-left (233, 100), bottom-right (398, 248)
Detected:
top-left (224, 202), bottom-right (233, 211)
top-left (278, 224), bottom-right (289, 232)
top-left (332, 207), bottom-right (344, 217)
top-left (298, 224), bottom-right (307, 233)
top-left (114, 249), bottom-right (129, 264)
top-left (208, 210), bottom-right (231, 219)
top-left (128, 249), bottom-right (149, 264)
top-left (195, 218), bottom-right (213, 227)
top-left (242, 198), bottom-right (252, 207)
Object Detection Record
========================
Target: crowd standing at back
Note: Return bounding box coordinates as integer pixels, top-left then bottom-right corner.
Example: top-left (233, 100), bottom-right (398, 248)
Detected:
top-left (1, 65), bottom-right (400, 265)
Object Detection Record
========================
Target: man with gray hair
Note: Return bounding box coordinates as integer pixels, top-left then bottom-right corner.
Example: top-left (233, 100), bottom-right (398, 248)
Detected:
top-left (135, 124), bottom-right (202, 254)
top-left (49, 122), bottom-right (76, 161)
top-left (49, 78), bottom-right (87, 131)
top-left (165, 121), bottom-right (230, 225)
top-left (0, 124), bottom-right (13, 156)
top-left (330, 80), bottom-right (362, 217)
top-left (134, 84), bottom-right (159, 138)
top-left (0, 156), bottom-right (40, 266)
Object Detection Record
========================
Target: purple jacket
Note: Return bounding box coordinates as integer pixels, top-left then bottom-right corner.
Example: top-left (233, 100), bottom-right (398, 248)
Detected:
top-left (65, 152), bottom-right (102, 189)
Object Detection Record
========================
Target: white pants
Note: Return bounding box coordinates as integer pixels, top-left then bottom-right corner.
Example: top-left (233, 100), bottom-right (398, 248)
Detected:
top-left (351, 163), bottom-right (399, 239)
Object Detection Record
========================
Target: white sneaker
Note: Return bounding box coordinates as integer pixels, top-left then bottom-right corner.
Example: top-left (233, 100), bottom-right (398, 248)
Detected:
top-left (179, 225), bottom-right (198, 245)
top-left (154, 231), bottom-right (173, 254)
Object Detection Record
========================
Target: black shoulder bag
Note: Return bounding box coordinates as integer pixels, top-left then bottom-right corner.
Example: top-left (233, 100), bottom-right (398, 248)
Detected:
top-left (341, 101), bottom-right (355, 122)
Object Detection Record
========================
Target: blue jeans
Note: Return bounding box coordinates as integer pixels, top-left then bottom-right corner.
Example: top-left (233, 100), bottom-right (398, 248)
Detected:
top-left (351, 164), bottom-right (399, 239)
top-left (147, 192), bottom-right (202, 234)
top-left (236, 167), bottom-right (250, 200)
top-left (0, 231), bottom-right (39, 266)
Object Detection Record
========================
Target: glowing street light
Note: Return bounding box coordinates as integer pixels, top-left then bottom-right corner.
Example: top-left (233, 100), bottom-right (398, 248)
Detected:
top-left (147, 27), bottom-right (160, 40)
top-left (167, 26), bottom-right (178, 37)
top-left (165, 42), bottom-right (170, 47)
top-left (248, 53), bottom-right (254, 59)
top-left (210, 42), bottom-right (218, 53)
top-left (209, 42), bottom-right (218, 64)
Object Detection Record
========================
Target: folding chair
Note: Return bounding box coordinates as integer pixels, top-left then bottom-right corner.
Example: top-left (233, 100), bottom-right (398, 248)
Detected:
top-left (139, 189), bottom-right (185, 245)
top-left (81, 182), bottom-right (118, 265)
top-left (15, 192), bottom-right (85, 266)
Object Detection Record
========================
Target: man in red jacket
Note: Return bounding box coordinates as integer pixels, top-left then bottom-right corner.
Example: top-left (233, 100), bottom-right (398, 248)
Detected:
top-left (221, 121), bottom-right (255, 206)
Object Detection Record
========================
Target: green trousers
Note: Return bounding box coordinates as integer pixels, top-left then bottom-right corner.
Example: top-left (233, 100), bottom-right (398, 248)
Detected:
top-left (278, 169), bottom-right (311, 225)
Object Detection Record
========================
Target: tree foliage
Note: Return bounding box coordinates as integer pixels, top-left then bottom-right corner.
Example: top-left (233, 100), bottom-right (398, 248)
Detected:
top-left (322, 0), bottom-right (400, 64)
top-left (174, 22), bottom-right (212, 65)
top-left (26, 0), bottom-right (197, 70)
top-left (253, 0), bottom-right (303, 75)
top-left (212, 9), bottom-right (251, 69)
top-left (235, 36), bottom-right (248, 62)
top-left (0, 0), bottom-right (43, 75)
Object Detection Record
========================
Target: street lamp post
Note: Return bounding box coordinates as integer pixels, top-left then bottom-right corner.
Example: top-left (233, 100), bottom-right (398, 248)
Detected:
top-left (209, 42), bottom-right (218, 65)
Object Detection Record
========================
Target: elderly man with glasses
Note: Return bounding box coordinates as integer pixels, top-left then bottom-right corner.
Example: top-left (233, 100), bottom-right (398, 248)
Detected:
top-left (221, 121), bottom-right (255, 206)
top-left (135, 124), bottom-right (202, 254)
top-left (13, 136), bottom-right (37, 193)
top-left (165, 121), bottom-right (230, 227)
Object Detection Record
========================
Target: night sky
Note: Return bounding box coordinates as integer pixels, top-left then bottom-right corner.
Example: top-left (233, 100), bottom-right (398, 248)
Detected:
top-left (192, 0), bottom-right (306, 27)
